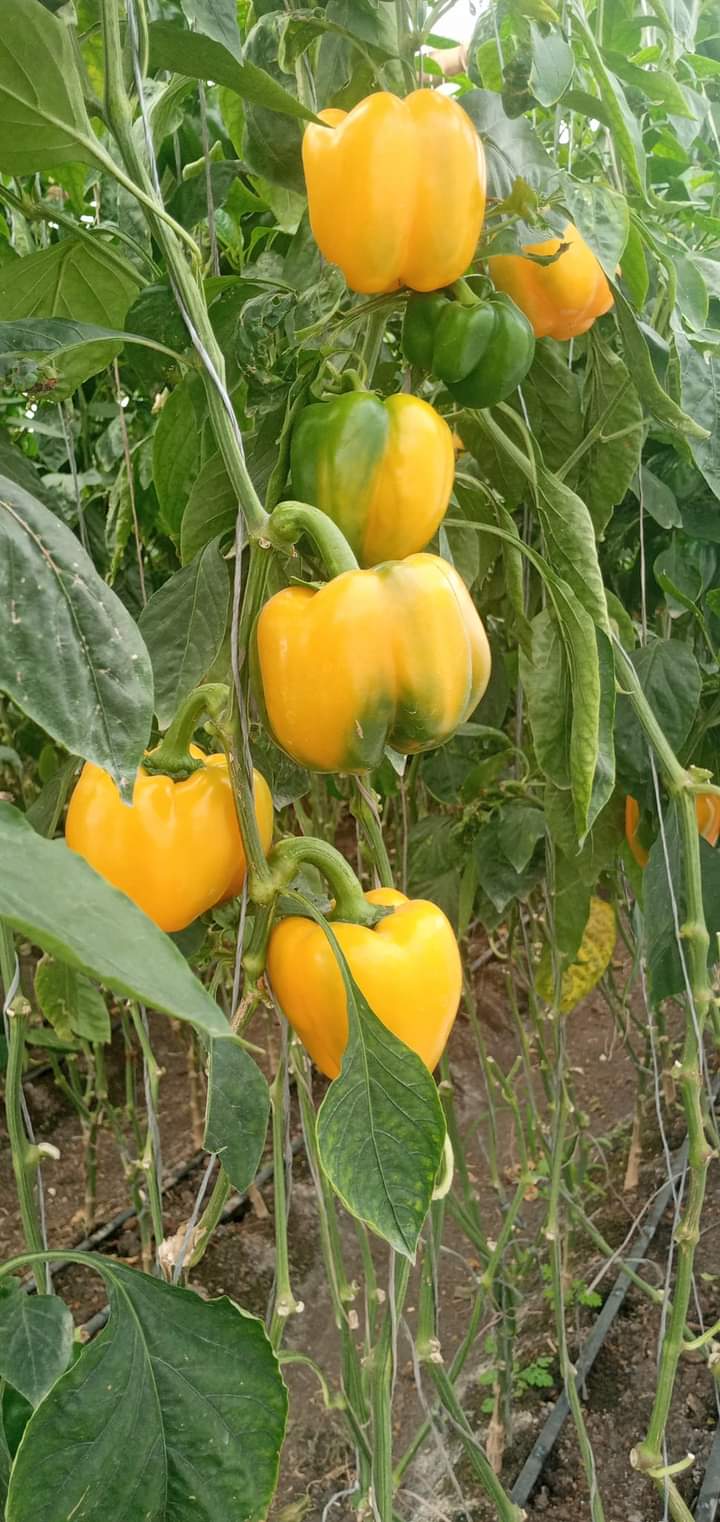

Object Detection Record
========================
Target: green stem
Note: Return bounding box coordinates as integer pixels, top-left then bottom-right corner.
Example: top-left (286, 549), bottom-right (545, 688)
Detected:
top-left (370, 1255), bottom-right (411, 1519)
top-left (360, 308), bottom-right (388, 386)
top-left (261, 836), bottom-right (385, 925)
top-left (267, 500), bottom-right (358, 577)
top-left (424, 1361), bottom-right (524, 1522)
top-left (352, 780), bottom-right (394, 888)
top-left (219, 700), bottom-right (274, 890)
top-left (268, 1042), bottom-right (303, 1346)
top-left (144, 683), bottom-right (229, 777)
top-left (99, 0), bottom-right (269, 541)
top-left (187, 1167), bottom-right (231, 1270)
top-left (1, 927), bottom-right (46, 1295)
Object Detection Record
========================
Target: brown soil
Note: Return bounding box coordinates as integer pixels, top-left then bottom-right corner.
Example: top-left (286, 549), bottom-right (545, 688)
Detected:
top-left (1, 954), bottom-right (717, 1522)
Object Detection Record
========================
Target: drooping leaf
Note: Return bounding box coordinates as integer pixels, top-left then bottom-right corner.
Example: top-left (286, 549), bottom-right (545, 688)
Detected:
top-left (0, 319), bottom-right (184, 398)
top-left (243, 15), bottom-right (305, 193)
top-left (0, 804), bottom-right (228, 1039)
top-left (139, 539), bottom-right (230, 730)
top-left (0, 475), bottom-right (153, 794)
top-left (204, 1037), bottom-right (270, 1194)
top-left (180, 0), bottom-right (242, 59)
top-left (519, 339), bottom-right (583, 474)
top-left (612, 286), bottom-right (709, 441)
top-left (152, 374), bottom-right (208, 542)
top-left (534, 462), bottom-right (608, 629)
top-left (577, 339), bottom-right (644, 536)
top-left (537, 896), bottom-right (617, 1012)
top-left (317, 960), bottom-right (446, 1257)
top-left (7, 1258), bottom-right (287, 1522)
top-left (0, 1287), bottom-right (74, 1409)
top-left (35, 959), bottom-right (111, 1045)
top-left (0, 0), bottom-right (96, 174)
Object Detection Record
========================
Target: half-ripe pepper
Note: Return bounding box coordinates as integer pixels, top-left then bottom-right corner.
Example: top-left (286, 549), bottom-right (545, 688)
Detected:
top-left (302, 90), bottom-right (486, 294)
top-left (488, 222), bottom-right (613, 341)
top-left (66, 690), bottom-right (274, 932)
top-left (402, 290), bottom-right (535, 408)
top-left (625, 793), bottom-right (720, 869)
top-left (267, 887), bottom-right (462, 1077)
top-left (254, 552), bottom-right (491, 772)
top-left (290, 390), bottom-right (455, 566)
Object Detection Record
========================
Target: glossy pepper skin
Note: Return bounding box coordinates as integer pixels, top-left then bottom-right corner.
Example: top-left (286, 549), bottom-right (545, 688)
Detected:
top-left (488, 222), bottom-right (613, 341)
top-left (254, 553), bottom-right (491, 773)
top-left (402, 291), bottom-right (535, 408)
top-left (290, 390), bottom-right (455, 566)
top-left (302, 90), bottom-right (486, 295)
top-left (625, 793), bottom-right (720, 869)
top-left (267, 887), bottom-right (462, 1078)
top-left (65, 748), bottom-right (274, 932)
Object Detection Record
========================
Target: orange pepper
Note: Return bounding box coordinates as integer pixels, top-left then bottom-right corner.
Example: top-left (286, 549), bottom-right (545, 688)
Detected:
top-left (488, 222), bottom-right (613, 341)
top-left (625, 792), bottom-right (720, 869)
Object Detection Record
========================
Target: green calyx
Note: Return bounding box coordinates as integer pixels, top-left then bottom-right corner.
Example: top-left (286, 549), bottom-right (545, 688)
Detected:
top-left (142, 683), bottom-right (230, 779)
top-left (402, 290), bottom-right (535, 410)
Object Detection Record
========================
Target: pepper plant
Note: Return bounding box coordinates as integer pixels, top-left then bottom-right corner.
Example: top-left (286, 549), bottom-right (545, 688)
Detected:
top-left (0, 2), bottom-right (720, 1521)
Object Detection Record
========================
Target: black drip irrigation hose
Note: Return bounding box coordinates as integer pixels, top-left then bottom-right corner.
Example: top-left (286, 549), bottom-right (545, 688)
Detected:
top-left (696, 1428), bottom-right (720, 1521)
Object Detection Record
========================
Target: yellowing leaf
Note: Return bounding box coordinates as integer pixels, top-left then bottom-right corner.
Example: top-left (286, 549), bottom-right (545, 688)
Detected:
top-left (537, 896), bottom-right (616, 1013)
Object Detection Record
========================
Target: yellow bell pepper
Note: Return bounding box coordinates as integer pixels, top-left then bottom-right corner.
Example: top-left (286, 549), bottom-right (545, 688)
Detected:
top-left (66, 746), bottom-right (273, 933)
top-left (254, 552), bottom-right (491, 773)
top-left (267, 887), bottom-right (462, 1077)
top-left (488, 221), bottom-right (613, 341)
top-left (302, 89), bottom-right (486, 294)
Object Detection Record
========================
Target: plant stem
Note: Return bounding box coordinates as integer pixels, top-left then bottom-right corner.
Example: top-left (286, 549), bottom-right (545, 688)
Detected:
top-left (268, 1038), bottom-right (303, 1346)
top-left (352, 780), bottom-right (394, 888)
top-left (2, 974), bottom-right (47, 1293)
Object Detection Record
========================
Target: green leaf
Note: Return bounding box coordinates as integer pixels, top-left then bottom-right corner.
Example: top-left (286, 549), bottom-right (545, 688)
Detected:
top-left (180, 454), bottom-right (236, 563)
top-left (561, 179), bottom-right (629, 279)
top-left (317, 965), bottom-right (446, 1258)
top-left (422, 728), bottom-right (512, 806)
top-left (603, 52), bottom-right (695, 116)
top-left (0, 0), bottom-right (95, 174)
top-left (180, 0), bottom-right (242, 59)
top-left (0, 804), bottom-right (228, 1040)
top-left (474, 813), bottom-right (544, 911)
top-left (460, 90), bottom-right (555, 198)
top-left (148, 20), bottom-right (318, 122)
top-left (35, 959), bottom-right (111, 1045)
top-left (637, 464), bottom-right (682, 529)
top-left (204, 1037), bottom-right (270, 1194)
top-left (152, 374), bottom-right (207, 542)
top-left (619, 220), bottom-right (649, 308)
top-left (676, 336), bottom-right (720, 500)
top-left (0, 437), bottom-right (57, 509)
top-left (612, 286), bottom-right (709, 440)
top-left (0, 239), bottom-right (141, 394)
top-left (26, 757), bottom-right (79, 840)
top-left (529, 24), bottom-right (573, 105)
top-left (520, 590), bottom-right (603, 839)
top-left (243, 15), bottom-right (305, 193)
top-left (498, 802), bottom-right (546, 873)
top-left (0, 1288), bottom-right (73, 1409)
top-left (519, 340), bottom-right (583, 474)
top-left (674, 256), bottom-right (709, 329)
top-left (614, 641), bottom-right (702, 789)
top-left (577, 339), bottom-right (644, 536)
top-left (573, 13), bottom-right (646, 194)
top-left (0, 319), bottom-right (183, 392)
top-left (534, 461), bottom-right (608, 628)
top-left (0, 475), bottom-right (153, 794)
top-left (139, 539), bottom-right (230, 731)
top-left (6, 1257), bottom-right (287, 1522)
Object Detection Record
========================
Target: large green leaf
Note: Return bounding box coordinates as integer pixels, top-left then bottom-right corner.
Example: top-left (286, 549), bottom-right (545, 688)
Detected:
top-left (148, 20), bottom-right (318, 122)
top-left (204, 1037), bottom-right (270, 1195)
top-left (614, 641), bottom-right (702, 789)
top-left (7, 1258), bottom-right (287, 1522)
top-left (0, 319), bottom-right (184, 396)
top-left (677, 336), bottom-right (720, 502)
top-left (139, 539), bottom-right (230, 730)
top-left (180, 452), bottom-right (237, 564)
top-left (0, 240), bottom-right (141, 393)
top-left (0, 475), bottom-right (152, 794)
top-left (0, 805), bottom-right (228, 1039)
top-left (577, 339), bottom-right (644, 536)
top-left (529, 23), bottom-right (574, 106)
top-left (520, 589), bottom-right (603, 839)
top-left (180, 0), bottom-right (242, 58)
top-left (317, 957), bottom-right (446, 1258)
top-left (460, 89), bottom-right (555, 199)
top-left (152, 374), bottom-right (207, 542)
top-left (0, 0), bottom-right (95, 174)
top-left (612, 286), bottom-right (709, 441)
top-left (243, 15), bottom-right (305, 192)
top-left (534, 462), bottom-right (608, 629)
top-left (519, 340), bottom-right (583, 474)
